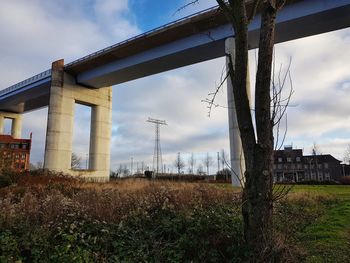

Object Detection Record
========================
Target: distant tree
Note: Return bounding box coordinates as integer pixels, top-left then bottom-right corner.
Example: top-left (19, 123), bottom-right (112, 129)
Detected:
top-left (220, 149), bottom-right (229, 169)
top-left (71, 153), bottom-right (81, 169)
top-left (197, 164), bottom-right (205, 175)
top-left (203, 153), bottom-right (214, 175)
top-left (188, 153), bottom-right (196, 174)
top-left (344, 144), bottom-right (350, 165)
top-left (110, 170), bottom-right (119, 178)
top-left (120, 164), bottom-right (130, 176)
top-left (311, 142), bottom-right (322, 155)
top-left (36, 161), bottom-right (43, 169)
top-left (174, 152), bottom-right (185, 174)
top-left (216, 168), bottom-right (231, 181)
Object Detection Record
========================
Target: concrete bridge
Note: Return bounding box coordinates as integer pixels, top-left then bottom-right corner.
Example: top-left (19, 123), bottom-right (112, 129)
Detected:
top-left (0, 0), bottom-right (349, 182)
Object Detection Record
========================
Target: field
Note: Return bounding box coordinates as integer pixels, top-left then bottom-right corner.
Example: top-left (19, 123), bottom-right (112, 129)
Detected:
top-left (0, 172), bottom-right (349, 262)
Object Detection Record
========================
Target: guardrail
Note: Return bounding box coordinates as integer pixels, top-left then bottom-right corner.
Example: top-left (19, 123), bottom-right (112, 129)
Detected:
top-left (0, 69), bottom-right (51, 97)
top-left (65, 5), bottom-right (219, 67)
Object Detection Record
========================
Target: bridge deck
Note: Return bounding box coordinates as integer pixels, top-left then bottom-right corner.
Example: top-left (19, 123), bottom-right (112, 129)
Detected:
top-left (1, 0), bottom-right (350, 113)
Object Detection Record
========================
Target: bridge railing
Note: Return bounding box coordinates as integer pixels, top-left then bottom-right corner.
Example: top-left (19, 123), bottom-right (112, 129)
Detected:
top-left (65, 5), bottom-right (219, 68)
top-left (0, 69), bottom-right (51, 97)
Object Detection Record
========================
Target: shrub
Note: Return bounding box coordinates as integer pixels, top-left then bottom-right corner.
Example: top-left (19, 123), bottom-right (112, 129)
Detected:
top-left (338, 176), bottom-right (350, 185)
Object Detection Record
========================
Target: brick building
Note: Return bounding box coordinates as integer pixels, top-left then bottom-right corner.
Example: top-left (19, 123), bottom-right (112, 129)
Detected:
top-left (273, 146), bottom-right (342, 182)
top-left (0, 134), bottom-right (32, 171)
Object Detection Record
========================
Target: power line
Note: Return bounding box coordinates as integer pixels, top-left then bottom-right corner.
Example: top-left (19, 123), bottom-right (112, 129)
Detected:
top-left (147, 117), bottom-right (167, 175)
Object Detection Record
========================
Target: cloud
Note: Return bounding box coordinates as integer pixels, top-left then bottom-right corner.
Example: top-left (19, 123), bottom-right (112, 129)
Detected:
top-left (1, 1), bottom-right (350, 172)
top-left (110, 57), bottom-right (230, 168)
top-left (0, 0), bottom-right (139, 88)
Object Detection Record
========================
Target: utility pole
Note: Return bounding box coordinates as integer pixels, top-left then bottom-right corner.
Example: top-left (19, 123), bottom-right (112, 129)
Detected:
top-left (147, 117), bottom-right (167, 176)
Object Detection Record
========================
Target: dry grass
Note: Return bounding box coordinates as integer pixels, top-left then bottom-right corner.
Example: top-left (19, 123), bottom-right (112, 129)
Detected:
top-left (0, 175), bottom-right (240, 227)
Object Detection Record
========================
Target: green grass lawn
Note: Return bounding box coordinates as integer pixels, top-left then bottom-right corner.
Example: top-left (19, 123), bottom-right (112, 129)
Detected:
top-left (217, 184), bottom-right (350, 262)
top-left (291, 185), bottom-right (350, 263)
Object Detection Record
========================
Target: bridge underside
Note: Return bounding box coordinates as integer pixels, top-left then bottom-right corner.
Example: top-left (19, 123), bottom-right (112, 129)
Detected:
top-left (1, 0), bottom-right (349, 114)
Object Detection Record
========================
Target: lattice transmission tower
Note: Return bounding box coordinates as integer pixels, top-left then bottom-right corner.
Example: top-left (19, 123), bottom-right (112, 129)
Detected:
top-left (147, 117), bottom-right (167, 174)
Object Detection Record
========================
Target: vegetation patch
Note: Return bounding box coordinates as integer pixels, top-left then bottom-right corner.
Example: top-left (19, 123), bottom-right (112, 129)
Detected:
top-left (0, 173), bottom-right (349, 262)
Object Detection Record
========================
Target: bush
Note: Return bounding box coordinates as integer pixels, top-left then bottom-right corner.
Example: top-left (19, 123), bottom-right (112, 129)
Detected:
top-left (338, 176), bottom-right (350, 185)
top-left (0, 176), bottom-right (11, 188)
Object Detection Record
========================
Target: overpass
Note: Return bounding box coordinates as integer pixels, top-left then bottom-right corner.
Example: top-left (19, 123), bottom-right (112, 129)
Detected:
top-left (0, 0), bottom-right (349, 181)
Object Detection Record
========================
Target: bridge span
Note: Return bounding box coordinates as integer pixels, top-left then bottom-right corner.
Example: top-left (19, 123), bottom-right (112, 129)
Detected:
top-left (0, 0), bottom-right (349, 181)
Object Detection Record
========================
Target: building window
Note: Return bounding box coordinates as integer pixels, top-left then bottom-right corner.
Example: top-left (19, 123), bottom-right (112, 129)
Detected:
top-left (317, 164), bottom-right (322, 169)
top-left (0, 144), bottom-right (5, 149)
top-left (291, 164), bottom-right (295, 169)
top-left (304, 164), bottom-right (308, 169)
top-left (297, 164), bottom-right (302, 169)
top-left (278, 164), bottom-right (282, 169)
top-left (296, 157), bottom-right (301, 162)
top-left (287, 157), bottom-right (292, 162)
top-left (278, 157), bottom-right (282, 163)
top-left (21, 154), bottom-right (26, 160)
top-left (325, 172), bottom-right (330, 180)
top-left (324, 163), bottom-right (329, 169)
top-left (22, 144), bottom-right (27, 149)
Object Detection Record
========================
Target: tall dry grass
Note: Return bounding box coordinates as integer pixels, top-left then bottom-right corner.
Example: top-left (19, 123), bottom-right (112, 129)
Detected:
top-left (0, 175), bottom-right (240, 228)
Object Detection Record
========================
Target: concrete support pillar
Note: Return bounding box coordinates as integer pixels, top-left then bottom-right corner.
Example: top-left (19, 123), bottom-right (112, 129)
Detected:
top-left (11, 115), bottom-right (22, 139)
top-left (0, 112), bottom-right (22, 138)
top-left (44, 59), bottom-right (112, 181)
top-left (89, 102), bottom-right (112, 174)
top-left (0, 116), bottom-right (4, 134)
top-left (225, 38), bottom-right (251, 187)
top-left (44, 60), bottom-right (74, 172)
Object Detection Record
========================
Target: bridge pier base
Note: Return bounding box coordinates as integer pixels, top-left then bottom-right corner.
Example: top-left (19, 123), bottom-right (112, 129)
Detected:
top-left (225, 38), bottom-right (251, 187)
top-left (0, 112), bottom-right (22, 138)
top-left (44, 60), bottom-right (112, 181)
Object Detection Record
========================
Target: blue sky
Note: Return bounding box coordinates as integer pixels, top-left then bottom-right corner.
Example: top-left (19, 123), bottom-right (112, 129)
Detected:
top-left (0, 0), bottom-right (350, 173)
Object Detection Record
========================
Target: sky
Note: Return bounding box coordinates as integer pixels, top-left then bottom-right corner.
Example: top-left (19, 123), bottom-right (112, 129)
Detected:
top-left (0, 0), bottom-right (349, 173)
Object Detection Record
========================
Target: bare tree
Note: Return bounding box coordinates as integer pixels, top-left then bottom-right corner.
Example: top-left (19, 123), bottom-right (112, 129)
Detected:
top-left (311, 142), bottom-right (322, 155)
top-left (344, 144), bottom-right (350, 165)
top-left (188, 153), bottom-right (196, 174)
top-left (174, 152), bottom-right (185, 174)
top-left (203, 152), bottom-right (214, 175)
top-left (71, 153), bottom-right (82, 169)
top-left (217, 0), bottom-right (287, 256)
top-left (220, 149), bottom-right (228, 169)
top-left (197, 164), bottom-right (205, 175)
top-left (180, 0), bottom-right (287, 257)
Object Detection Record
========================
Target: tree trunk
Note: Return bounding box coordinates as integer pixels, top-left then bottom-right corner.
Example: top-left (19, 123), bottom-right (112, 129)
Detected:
top-left (219, 0), bottom-right (282, 258)
top-left (242, 3), bottom-right (278, 257)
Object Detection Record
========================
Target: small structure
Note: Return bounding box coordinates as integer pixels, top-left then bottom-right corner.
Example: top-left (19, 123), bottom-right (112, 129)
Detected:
top-left (0, 134), bottom-right (31, 171)
top-left (273, 146), bottom-right (342, 182)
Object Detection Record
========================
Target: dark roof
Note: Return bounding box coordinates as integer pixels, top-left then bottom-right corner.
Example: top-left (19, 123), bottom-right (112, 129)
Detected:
top-left (303, 154), bottom-right (341, 163)
top-left (0, 135), bottom-right (31, 143)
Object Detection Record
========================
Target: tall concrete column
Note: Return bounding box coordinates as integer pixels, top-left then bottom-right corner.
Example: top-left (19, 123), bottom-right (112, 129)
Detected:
top-left (44, 60), bottom-right (74, 171)
top-left (225, 38), bottom-right (251, 186)
top-left (11, 115), bottom-right (22, 139)
top-left (89, 99), bottom-right (112, 174)
top-left (0, 116), bottom-right (4, 134)
top-left (44, 59), bottom-right (112, 181)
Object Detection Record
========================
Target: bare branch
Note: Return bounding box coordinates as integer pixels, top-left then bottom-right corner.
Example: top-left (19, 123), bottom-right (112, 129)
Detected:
top-left (248, 0), bottom-right (262, 23)
top-left (173, 0), bottom-right (200, 16)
